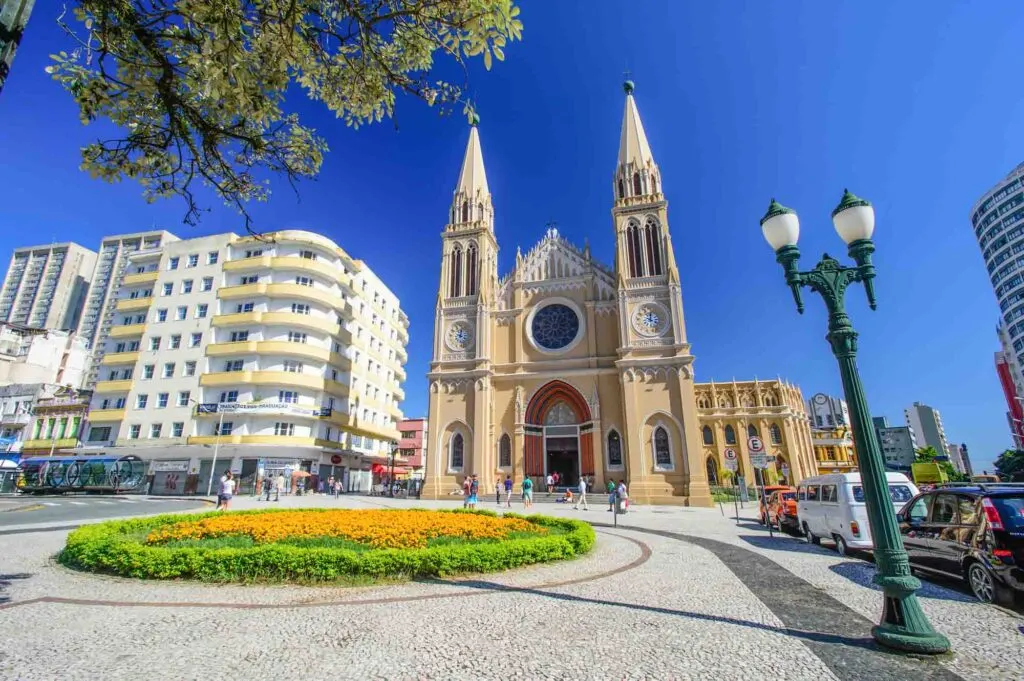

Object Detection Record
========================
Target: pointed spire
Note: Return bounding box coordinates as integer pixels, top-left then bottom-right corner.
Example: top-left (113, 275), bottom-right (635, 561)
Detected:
top-left (618, 81), bottom-right (655, 169)
top-left (455, 119), bottom-right (489, 199)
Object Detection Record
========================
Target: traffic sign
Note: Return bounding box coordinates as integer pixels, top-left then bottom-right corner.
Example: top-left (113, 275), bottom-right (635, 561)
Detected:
top-left (751, 453), bottom-right (769, 470)
top-left (781, 464), bottom-right (790, 477)
top-left (747, 436), bottom-right (764, 453)
top-left (723, 447), bottom-right (738, 471)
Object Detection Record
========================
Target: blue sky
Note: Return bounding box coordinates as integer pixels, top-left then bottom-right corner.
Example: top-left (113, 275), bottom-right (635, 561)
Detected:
top-left (1, 2), bottom-right (1022, 472)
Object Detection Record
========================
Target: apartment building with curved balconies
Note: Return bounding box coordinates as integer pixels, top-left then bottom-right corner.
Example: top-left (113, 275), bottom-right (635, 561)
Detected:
top-left (84, 230), bottom-right (409, 494)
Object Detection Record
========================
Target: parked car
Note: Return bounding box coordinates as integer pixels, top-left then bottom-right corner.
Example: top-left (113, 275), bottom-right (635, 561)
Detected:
top-left (765, 488), bottom-right (799, 533)
top-left (758, 485), bottom-right (795, 525)
top-left (796, 472), bottom-right (918, 556)
top-left (897, 483), bottom-right (1024, 606)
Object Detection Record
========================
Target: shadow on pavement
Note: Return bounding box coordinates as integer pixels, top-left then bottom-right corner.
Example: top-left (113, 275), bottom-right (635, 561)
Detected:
top-left (827, 561), bottom-right (974, 603)
top-left (739, 534), bottom-right (838, 556)
top-left (0, 572), bottom-right (32, 604)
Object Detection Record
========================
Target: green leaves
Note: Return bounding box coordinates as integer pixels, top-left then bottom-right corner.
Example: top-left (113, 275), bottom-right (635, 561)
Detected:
top-left (50, 0), bottom-right (523, 229)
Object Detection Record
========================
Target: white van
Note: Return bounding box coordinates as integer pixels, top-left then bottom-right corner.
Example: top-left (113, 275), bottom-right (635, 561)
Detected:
top-left (796, 472), bottom-right (918, 555)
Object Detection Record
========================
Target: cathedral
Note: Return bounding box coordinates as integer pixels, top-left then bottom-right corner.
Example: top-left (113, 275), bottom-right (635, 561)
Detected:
top-left (421, 83), bottom-right (817, 506)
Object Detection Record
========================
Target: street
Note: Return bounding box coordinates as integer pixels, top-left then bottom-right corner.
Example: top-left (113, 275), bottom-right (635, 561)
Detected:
top-left (0, 496), bottom-right (208, 530)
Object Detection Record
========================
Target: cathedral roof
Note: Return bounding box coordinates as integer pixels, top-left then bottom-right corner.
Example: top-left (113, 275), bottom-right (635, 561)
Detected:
top-left (454, 123), bottom-right (489, 199)
top-left (618, 82), bottom-right (655, 169)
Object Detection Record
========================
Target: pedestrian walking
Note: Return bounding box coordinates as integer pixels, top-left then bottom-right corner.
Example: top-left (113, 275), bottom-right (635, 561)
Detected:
top-left (261, 475), bottom-right (273, 501)
top-left (617, 479), bottom-right (629, 514)
top-left (214, 470), bottom-right (234, 511)
top-left (468, 474), bottom-right (479, 509)
top-left (607, 479), bottom-right (616, 511)
top-left (334, 479), bottom-right (342, 498)
top-left (275, 474), bottom-right (284, 501)
top-left (574, 475), bottom-right (589, 510)
top-left (327, 475), bottom-right (335, 497)
top-left (552, 471), bottom-right (560, 489)
top-left (504, 475), bottom-right (513, 507)
top-left (522, 476), bottom-right (534, 509)
top-left (546, 473), bottom-right (554, 494)
top-left (495, 477), bottom-right (502, 505)
top-left (462, 476), bottom-right (472, 508)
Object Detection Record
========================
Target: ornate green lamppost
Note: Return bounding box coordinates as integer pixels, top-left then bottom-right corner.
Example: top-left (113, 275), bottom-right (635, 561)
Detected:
top-left (760, 190), bottom-right (950, 654)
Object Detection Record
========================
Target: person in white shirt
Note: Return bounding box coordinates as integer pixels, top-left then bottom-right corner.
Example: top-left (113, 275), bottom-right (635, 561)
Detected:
top-left (573, 475), bottom-right (589, 511)
top-left (546, 473), bottom-right (554, 494)
top-left (215, 470), bottom-right (235, 511)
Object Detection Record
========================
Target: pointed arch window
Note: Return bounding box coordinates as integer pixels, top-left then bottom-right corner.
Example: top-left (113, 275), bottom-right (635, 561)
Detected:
top-left (449, 245), bottom-right (463, 298)
top-left (706, 456), bottom-right (718, 485)
top-left (466, 243), bottom-right (478, 296)
top-left (607, 429), bottom-right (623, 468)
top-left (626, 222), bottom-right (644, 278)
top-left (449, 432), bottom-right (464, 470)
top-left (702, 425), bottom-right (714, 446)
top-left (644, 218), bottom-right (663, 276)
top-left (499, 434), bottom-right (511, 468)
top-left (651, 175), bottom-right (658, 194)
top-left (632, 172), bottom-right (642, 196)
top-left (653, 426), bottom-right (672, 467)
top-left (747, 424), bottom-right (759, 439)
top-left (770, 423), bottom-right (783, 445)
top-left (461, 200), bottom-right (469, 223)
top-left (617, 178), bottom-right (625, 199)
top-left (724, 425), bottom-right (737, 445)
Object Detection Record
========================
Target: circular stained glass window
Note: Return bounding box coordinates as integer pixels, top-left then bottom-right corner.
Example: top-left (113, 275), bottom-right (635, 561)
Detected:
top-left (531, 303), bottom-right (580, 351)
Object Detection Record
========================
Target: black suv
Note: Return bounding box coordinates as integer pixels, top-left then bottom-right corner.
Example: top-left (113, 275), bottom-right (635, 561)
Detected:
top-left (896, 483), bottom-right (1023, 606)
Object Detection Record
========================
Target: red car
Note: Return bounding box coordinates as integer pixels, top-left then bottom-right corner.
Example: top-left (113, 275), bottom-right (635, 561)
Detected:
top-left (765, 488), bottom-right (799, 533)
top-left (758, 485), bottom-right (795, 524)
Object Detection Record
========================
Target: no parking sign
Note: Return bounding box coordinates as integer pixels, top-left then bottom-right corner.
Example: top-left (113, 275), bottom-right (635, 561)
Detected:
top-left (723, 448), bottom-right (738, 471)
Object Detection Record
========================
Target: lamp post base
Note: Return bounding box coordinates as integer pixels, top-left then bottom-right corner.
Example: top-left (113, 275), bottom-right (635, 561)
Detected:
top-left (872, 621), bottom-right (951, 655)
top-left (871, 569), bottom-right (951, 654)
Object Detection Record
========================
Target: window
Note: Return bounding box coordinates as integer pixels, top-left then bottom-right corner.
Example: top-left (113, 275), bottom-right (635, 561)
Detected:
top-left (196, 304), bottom-right (208, 318)
top-left (149, 337), bottom-right (161, 351)
top-left (287, 331), bottom-right (307, 343)
top-left (87, 426), bottom-right (111, 442)
top-left (181, 279), bottom-right (193, 294)
top-left (201, 276), bottom-right (214, 292)
top-left (241, 275), bottom-right (259, 285)
top-left (607, 430), bottom-right (623, 468)
top-left (172, 422), bottom-right (184, 437)
top-left (449, 432), bottom-right (464, 470)
top-left (644, 218), bottom-right (663, 276)
top-left (184, 361), bottom-right (197, 377)
top-left (150, 423), bottom-right (162, 438)
top-left (244, 249), bottom-right (263, 258)
top-left (207, 251), bottom-right (219, 265)
top-left (129, 424), bottom-right (141, 439)
top-left (274, 422), bottom-right (295, 436)
top-left (136, 394), bottom-right (148, 409)
top-left (626, 222), bottom-right (643, 277)
top-left (162, 362), bottom-right (175, 378)
top-left (806, 485), bottom-right (820, 502)
top-left (169, 335), bottom-right (181, 349)
top-left (770, 424), bottom-right (782, 445)
top-left (283, 360), bottom-right (303, 373)
top-left (499, 434), bottom-right (512, 467)
top-left (449, 244), bottom-right (463, 297)
top-left (653, 426), bottom-right (672, 467)
top-left (299, 250), bottom-right (317, 260)
top-left (187, 254), bottom-right (199, 268)
top-left (822, 484), bottom-right (838, 503)
top-left (279, 390), bottom-right (298, 403)
top-left (156, 308), bottom-right (168, 322)
top-left (702, 425), bottom-right (714, 446)
top-left (157, 393), bottom-right (169, 408)
top-left (905, 495), bottom-right (930, 522)
top-left (142, 364), bottom-right (155, 379)
top-left (230, 330), bottom-right (249, 342)
top-left (190, 332), bottom-right (202, 347)
top-left (466, 243), bottom-right (478, 295)
top-left (236, 302), bottom-right (254, 313)
top-left (176, 306), bottom-right (187, 320)
top-left (177, 391), bottom-right (190, 407)
top-left (958, 496), bottom-right (978, 524)
top-left (225, 360), bottom-right (244, 372)
top-left (100, 399), bottom-right (110, 409)
top-left (114, 398), bottom-right (126, 408)
top-left (215, 421), bottom-right (233, 436)
top-left (162, 282), bottom-right (173, 296)
top-left (931, 494), bottom-right (959, 524)
top-left (724, 425), bottom-right (737, 445)
top-left (168, 257), bottom-right (179, 270)
top-left (747, 424), bottom-right (759, 439)
top-left (219, 391), bottom-right (238, 403)
top-left (291, 303), bottom-right (310, 315)
top-left (115, 342), bottom-right (126, 353)
top-left (295, 276), bottom-right (312, 287)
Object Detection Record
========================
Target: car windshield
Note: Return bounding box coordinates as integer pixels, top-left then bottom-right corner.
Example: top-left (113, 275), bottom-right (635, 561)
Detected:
top-left (990, 495), bottom-right (1024, 530)
top-left (851, 484), bottom-right (915, 504)
top-left (781, 492), bottom-right (796, 501)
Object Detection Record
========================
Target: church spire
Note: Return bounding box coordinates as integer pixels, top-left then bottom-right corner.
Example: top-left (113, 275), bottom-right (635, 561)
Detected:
top-left (450, 114), bottom-right (493, 228)
top-left (613, 81), bottom-right (662, 204)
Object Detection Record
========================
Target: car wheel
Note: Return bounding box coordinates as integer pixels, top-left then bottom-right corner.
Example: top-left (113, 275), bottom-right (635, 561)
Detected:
top-left (967, 562), bottom-right (995, 604)
top-left (775, 516), bottom-right (784, 533)
top-left (833, 534), bottom-right (848, 557)
top-left (803, 523), bottom-right (819, 545)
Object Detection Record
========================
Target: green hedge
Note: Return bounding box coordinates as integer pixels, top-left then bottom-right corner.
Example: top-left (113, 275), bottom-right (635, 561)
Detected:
top-left (58, 508), bottom-right (595, 583)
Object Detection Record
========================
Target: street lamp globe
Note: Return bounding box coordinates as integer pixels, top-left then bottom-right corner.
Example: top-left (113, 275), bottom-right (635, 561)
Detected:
top-left (831, 189), bottom-right (875, 244)
top-left (760, 198), bottom-right (800, 251)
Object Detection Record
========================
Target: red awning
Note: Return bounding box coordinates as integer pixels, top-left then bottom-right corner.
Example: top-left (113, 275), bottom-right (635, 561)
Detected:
top-left (372, 463), bottom-right (409, 474)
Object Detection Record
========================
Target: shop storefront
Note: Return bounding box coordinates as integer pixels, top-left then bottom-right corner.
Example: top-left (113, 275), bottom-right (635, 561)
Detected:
top-left (149, 460), bottom-right (191, 495)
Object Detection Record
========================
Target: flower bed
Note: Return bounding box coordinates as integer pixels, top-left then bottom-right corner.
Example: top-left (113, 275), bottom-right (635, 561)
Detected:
top-left (59, 508), bottom-right (595, 583)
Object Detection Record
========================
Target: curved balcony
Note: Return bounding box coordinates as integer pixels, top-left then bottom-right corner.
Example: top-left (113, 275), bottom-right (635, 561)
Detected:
top-left (101, 351), bottom-right (140, 365)
top-left (205, 341), bottom-right (351, 369)
top-left (93, 380), bottom-right (134, 393)
top-left (115, 297), bottom-right (152, 312)
top-left (224, 256), bottom-right (353, 291)
top-left (122, 271), bottom-right (159, 285)
top-left (199, 370), bottom-right (324, 391)
top-left (211, 310), bottom-right (340, 335)
top-left (323, 410), bottom-right (400, 442)
top-left (186, 434), bottom-right (342, 449)
top-left (109, 324), bottom-right (146, 338)
top-left (217, 283), bottom-right (355, 319)
top-left (87, 409), bottom-right (126, 422)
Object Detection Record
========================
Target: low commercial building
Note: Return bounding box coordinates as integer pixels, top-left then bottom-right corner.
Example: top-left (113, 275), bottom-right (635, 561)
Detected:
top-left (873, 416), bottom-right (917, 472)
top-left (83, 229), bottom-right (409, 495)
top-left (0, 322), bottom-right (89, 388)
top-left (19, 387), bottom-right (91, 456)
top-left (810, 426), bottom-right (858, 474)
top-left (398, 417), bottom-right (427, 478)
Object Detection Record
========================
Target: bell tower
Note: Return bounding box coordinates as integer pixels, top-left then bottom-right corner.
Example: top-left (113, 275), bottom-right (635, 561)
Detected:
top-left (611, 81), bottom-right (711, 506)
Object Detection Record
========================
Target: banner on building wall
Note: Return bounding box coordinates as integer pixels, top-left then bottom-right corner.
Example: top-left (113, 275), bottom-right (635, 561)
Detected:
top-left (150, 460), bottom-right (189, 473)
top-left (198, 402), bottom-right (328, 417)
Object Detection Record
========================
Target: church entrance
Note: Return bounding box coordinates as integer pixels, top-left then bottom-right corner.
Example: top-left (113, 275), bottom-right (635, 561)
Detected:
top-left (545, 436), bottom-right (579, 488)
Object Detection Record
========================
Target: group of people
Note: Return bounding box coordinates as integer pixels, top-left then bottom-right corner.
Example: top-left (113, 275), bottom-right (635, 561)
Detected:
top-left (455, 474), bottom-right (628, 513)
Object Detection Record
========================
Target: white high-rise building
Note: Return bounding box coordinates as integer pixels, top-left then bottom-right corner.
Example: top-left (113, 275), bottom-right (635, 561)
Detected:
top-left (78, 231), bottom-right (178, 386)
top-left (904, 402), bottom-right (949, 455)
top-left (806, 392), bottom-right (850, 430)
top-left (974, 162), bottom-right (1024, 385)
top-left (0, 243), bottom-right (97, 331)
top-left (84, 230), bottom-right (409, 495)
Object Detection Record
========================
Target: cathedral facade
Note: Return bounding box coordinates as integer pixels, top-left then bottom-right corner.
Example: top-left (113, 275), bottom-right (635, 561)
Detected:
top-left (421, 84), bottom-right (815, 506)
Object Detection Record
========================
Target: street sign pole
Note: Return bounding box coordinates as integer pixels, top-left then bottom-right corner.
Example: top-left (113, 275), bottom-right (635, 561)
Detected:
top-left (748, 436), bottom-right (772, 537)
top-left (723, 448), bottom-right (740, 524)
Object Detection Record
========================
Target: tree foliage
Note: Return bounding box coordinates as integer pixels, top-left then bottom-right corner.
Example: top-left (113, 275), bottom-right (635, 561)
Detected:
top-left (994, 449), bottom-right (1024, 481)
top-left (914, 446), bottom-right (966, 482)
top-left (47, 0), bottom-right (522, 229)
